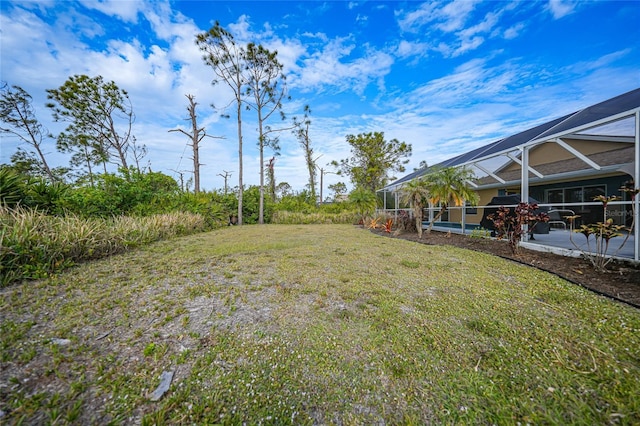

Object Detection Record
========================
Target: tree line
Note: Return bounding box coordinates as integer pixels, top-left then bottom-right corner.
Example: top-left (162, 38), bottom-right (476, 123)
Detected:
top-left (1, 22), bottom-right (415, 223)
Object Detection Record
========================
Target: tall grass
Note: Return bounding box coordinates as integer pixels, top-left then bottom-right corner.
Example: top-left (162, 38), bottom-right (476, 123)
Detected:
top-left (271, 210), bottom-right (359, 224)
top-left (0, 206), bottom-right (209, 286)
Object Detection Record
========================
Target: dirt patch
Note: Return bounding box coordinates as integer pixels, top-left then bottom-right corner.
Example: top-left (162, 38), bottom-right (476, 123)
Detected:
top-left (370, 228), bottom-right (640, 308)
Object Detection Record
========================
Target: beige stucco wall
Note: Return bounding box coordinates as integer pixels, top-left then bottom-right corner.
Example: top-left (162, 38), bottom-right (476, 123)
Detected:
top-left (446, 188), bottom-right (498, 223)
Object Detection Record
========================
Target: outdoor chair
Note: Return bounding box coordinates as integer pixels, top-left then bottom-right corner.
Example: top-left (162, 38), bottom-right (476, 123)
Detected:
top-left (548, 209), bottom-right (574, 230)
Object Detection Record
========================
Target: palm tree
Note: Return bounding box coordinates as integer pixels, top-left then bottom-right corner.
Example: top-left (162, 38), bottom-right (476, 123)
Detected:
top-left (349, 187), bottom-right (378, 225)
top-left (399, 177), bottom-right (430, 238)
top-left (424, 166), bottom-right (479, 233)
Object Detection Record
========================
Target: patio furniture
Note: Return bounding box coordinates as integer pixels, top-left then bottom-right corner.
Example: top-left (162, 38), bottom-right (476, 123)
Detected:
top-left (548, 209), bottom-right (574, 230)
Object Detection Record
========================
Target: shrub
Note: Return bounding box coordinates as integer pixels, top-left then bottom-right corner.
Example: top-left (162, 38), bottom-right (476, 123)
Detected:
top-left (395, 210), bottom-right (416, 233)
top-left (61, 170), bottom-right (179, 217)
top-left (469, 227), bottom-right (491, 239)
top-left (0, 167), bottom-right (27, 207)
top-left (273, 191), bottom-right (316, 214)
top-left (568, 190), bottom-right (638, 271)
top-left (241, 186), bottom-right (274, 224)
top-left (170, 192), bottom-right (231, 228)
top-left (24, 178), bottom-right (70, 215)
top-left (488, 202), bottom-right (549, 255)
top-left (349, 187), bottom-right (378, 225)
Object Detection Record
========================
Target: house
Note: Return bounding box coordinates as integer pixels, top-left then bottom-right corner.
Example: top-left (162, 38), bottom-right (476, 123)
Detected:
top-left (379, 88), bottom-right (639, 261)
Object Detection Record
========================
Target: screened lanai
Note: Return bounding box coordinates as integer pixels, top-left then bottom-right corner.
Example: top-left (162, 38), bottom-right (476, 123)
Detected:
top-left (379, 88), bottom-right (640, 262)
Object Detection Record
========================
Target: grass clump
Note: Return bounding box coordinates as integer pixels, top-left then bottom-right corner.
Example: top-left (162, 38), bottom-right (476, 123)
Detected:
top-left (0, 205), bottom-right (209, 286)
top-left (1, 224), bottom-right (639, 424)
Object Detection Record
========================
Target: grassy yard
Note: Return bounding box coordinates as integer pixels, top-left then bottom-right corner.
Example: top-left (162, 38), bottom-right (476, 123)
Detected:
top-left (1, 224), bottom-right (639, 424)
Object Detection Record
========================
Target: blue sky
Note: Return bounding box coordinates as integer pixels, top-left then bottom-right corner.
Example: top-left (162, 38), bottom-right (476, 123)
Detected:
top-left (1, 0), bottom-right (639, 193)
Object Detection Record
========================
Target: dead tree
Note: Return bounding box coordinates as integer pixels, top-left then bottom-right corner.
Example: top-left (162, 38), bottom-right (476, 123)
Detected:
top-left (169, 94), bottom-right (223, 193)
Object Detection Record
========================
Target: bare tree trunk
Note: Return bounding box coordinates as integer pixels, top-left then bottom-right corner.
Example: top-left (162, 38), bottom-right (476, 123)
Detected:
top-left (258, 110), bottom-right (265, 224)
top-left (427, 206), bottom-right (447, 233)
top-left (414, 206), bottom-right (423, 238)
top-left (187, 95), bottom-right (201, 193)
top-left (168, 95), bottom-right (220, 194)
top-left (236, 93), bottom-right (243, 226)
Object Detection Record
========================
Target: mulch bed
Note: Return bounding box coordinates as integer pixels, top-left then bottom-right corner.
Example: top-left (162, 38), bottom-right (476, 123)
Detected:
top-left (370, 228), bottom-right (640, 308)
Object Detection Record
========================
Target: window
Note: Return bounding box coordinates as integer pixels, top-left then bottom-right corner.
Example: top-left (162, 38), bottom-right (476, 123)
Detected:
top-left (545, 184), bottom-right (606, 205)
top-left (583, 186), bottom-right (605, 202)
top-left (465, 201), bottom-right (477, 215)
top-left (545, 184), bottom-right (606, 225)
top-left (547, 189), bottom-right (563, 204)
top-left (564, 187), bottom-right (583, 204)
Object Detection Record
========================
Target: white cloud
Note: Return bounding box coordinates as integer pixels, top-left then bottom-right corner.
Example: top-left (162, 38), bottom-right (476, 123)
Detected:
top-left (451, 35), bottom-right (484, 57)
top-left (436, 0), bottom-right (480, 32)
top-left (263, 37), bottom-right (307, 76)
top-left (396, 40), bottom-right (430, 59)
top-left (228, 14), bottom-right (253, 41)
top-left (547, 0), bottom-right (577, 19)
top-left (396, 2), bottom-right (513, 58)
top-left (396, 0), bottom-right (479, 34)
top-left (503, 22), bottom-right (525, 39)
top-left (575, 49), bottom-right (632, 72)
top-left (395, 1), bottom-right (439, 33)
top-left (295, 38), bottom-right (394, 95)
top-left (78, 0), bottom-right (143, 23)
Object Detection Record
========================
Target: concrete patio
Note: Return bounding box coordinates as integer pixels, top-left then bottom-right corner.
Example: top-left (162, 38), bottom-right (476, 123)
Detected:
top-left (428, 224), bottom-right (637, 261)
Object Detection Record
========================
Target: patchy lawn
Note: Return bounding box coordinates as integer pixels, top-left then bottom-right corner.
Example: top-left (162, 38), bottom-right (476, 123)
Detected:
top-left (1, 224), bottom-right (639, 424)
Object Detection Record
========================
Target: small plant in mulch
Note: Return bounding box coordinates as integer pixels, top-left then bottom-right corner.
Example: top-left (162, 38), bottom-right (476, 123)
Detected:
top-left (488, 202), bottom-right (550, 255)
top-left (367, 217), bottom-right (381, 229)
top-left (469, 227), bottom-right (491, 239)
top-left (568, 188), bottom-right (638, 272)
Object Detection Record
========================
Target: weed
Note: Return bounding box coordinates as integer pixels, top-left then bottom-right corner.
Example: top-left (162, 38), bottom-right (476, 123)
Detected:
top-left (469, 227), bottom-right (491, 239)
top-left (400, 259), bottom-right (420, 268)
top-left (143, 343), bottom-right (157, 357)
top-left (181, 315), bottom-right (190, 328)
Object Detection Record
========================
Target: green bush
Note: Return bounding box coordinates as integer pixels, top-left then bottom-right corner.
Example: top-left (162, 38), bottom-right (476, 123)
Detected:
top-left (169, 191), bottom-right (232, 228)
top-left (273, 190), bottom-right (316, 214)
top-left (0, 167), bottom-right (27, 207)
top-left (0, 168), bottom-right (71, 214)
top-left (318, 201), bottom-right (350, 214)
top-left (61, 170), bottom-right (180, 217)
top-left (349, 187), bottom-right (378, 224)
top-left (24, 178), bottom-right (70, 214)
top-left (241, 186), bottom-right (275, 224)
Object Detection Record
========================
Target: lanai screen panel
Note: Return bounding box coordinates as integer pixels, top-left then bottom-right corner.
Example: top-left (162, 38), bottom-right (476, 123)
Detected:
top-left (383, 167), bottom-right (428, 189)
top-left (436, 115), bottom-right (572, 168)
top-left (483, 115), bottom-right (571, 154)
top-left (438, 139), bottom-right (503, 167)
top-left (534, 88), bottom-right (640, 141)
